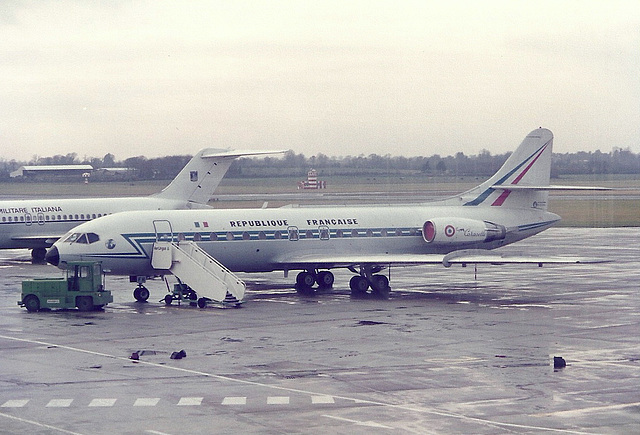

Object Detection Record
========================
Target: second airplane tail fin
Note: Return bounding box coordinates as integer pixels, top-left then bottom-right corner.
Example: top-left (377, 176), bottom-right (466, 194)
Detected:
top-left (153, 149), bottom-right (286, 206)
top-left (453, 128), bottom-right (554, 210)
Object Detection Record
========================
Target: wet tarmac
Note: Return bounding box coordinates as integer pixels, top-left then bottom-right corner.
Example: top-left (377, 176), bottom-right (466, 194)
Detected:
top-left (0, 228), bottom-right (638, 434)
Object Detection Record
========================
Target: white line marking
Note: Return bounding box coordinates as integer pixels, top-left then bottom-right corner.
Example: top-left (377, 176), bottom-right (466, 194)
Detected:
top-left (145, 430), bottom-right (173, 435)
top-left (535, 401), bottom-right (640, 417)
top-left (0, 333), bottom-right (599, 434)
top-left (1, 399), bottom-right (29, 408)
top-left (88, 398), bottom-right (116, 407)
top-left (0, 410), bottom-right (84, 435)
top-left (177, 397), bottom-right (202, 406)
top-left (312, 395), bottom-right (335, 404)
top-left (267, 396), bottom-right (289, 405)
top-left (134, 398), bottom-right (160, 407)
top-left (221, 396), bottom-right (246, 405)
top-left (322, 415), bottom-right (393, 429)
top-left (47, 399), bottom-right (74, 408)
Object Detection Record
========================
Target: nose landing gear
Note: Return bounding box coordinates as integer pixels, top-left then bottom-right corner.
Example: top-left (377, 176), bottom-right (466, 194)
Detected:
top-left (130, 276), bottom-right (150, 302)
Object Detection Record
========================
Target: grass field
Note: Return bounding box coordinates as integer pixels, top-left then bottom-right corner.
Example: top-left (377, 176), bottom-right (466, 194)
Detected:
top-left (1, 176), bottom-right (638, 227)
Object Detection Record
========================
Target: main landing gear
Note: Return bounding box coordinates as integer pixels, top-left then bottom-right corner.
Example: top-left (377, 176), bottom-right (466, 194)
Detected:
top-left (349, 265), bottom-right (391, 299)
top-left (295, 270), bottom-right (335, 295)
top-left (294, 266), bottom-right (391, 299)
top-left (31, 248), bottom-right (47, 264)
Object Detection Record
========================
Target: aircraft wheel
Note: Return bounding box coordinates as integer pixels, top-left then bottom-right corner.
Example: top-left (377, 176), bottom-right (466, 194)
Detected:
top-left (31, 248), bottom-right (46, 263)
top-left (197, 298), bottom-right (207, 308)
top-left (164, 294), bottom-right (173, 305)
top-left (24, 295), bottom-right (40, 312)
top-left (316, 271), bottom-right (334, 289)
top-left (296, 272), bottom-right (316, 289)
top-left (349, 276), bottom-right (369, 296)
top-left (371, 275), bottom-right (391, 299)
top-left (371, 275), bottom-right (389, 291)
top-left (134, 286), bottom-right (150, 302)
top-left (76, 296), bottom-right (93, 312)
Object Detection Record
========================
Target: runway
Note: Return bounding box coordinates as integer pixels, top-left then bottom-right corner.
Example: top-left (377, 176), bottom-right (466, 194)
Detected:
top-left (0, 228), bottom-right (638, 434)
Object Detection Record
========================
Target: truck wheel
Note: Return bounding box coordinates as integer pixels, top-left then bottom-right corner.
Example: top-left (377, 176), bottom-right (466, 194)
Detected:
top-left (24, 295), bottom-right (40, 312)
top-left (76, 296), bottom-right (93, 312)
top-left (197, 298), bottom-right (207, 308)
top-left (164, 294), bottom-right (173, 305)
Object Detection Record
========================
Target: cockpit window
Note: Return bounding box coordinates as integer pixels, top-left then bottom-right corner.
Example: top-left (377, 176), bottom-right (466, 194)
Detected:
top-left (87, 233), bottom-right (100, 244)
top-left (63, 233), bottom-right (80, 243)
top-left (62, 232), bottom-right (100, 244)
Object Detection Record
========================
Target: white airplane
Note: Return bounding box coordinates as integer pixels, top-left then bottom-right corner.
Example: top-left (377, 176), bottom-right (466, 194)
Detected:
top-left (1, 149), bottom-right (281, 261)
top-left (46, 128), bottom-right (609, 302)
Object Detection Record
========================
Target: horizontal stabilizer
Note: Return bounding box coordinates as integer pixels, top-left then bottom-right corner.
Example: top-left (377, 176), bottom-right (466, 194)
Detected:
top-left (491, 184), bottom-right (612, 191)
top-left (200, 149), bottom-right (287, 159)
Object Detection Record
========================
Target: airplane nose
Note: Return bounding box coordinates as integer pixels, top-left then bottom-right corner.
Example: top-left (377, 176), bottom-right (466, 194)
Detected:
top-left (45, 246), bottom-right (59, 267)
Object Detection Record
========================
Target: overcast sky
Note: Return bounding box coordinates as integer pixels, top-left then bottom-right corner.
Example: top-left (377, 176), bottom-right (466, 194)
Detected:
top-left (1, 0), bottom-right (639, 162)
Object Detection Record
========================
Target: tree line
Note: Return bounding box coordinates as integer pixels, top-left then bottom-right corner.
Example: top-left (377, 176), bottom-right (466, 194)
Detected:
top-left (0, 148), bottom-right (639, 181)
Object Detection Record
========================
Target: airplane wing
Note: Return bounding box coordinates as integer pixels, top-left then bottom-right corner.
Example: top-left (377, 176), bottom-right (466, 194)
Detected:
top-left (10, 234), bottom-right (61, 247)
top-left (273, 249), bottom-right (610, 269)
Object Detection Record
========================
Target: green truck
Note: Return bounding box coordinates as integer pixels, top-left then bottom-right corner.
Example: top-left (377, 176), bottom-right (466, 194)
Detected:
top-left (18, 261), bottom-right (113, 312)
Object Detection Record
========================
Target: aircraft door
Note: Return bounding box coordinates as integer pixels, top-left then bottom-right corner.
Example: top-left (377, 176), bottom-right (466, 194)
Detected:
top-left (24, 213), bottom-right (32, 226)
top-left (153, 220), bottom-right (174, 242)
top-left (37, 213), bottom-right (45, 225)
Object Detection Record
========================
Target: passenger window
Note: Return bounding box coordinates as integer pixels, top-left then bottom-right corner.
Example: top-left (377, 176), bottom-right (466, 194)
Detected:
top-left (319, 226), bottom-right (330, 240)
top-left (193, 233), bottom-right (202, 241)
top-left (288, 227), bottom-right (299, 241)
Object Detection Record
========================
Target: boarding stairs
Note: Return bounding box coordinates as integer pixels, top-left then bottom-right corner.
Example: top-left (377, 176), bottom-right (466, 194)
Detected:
top-left (151, 241), bottom-right (245, 306)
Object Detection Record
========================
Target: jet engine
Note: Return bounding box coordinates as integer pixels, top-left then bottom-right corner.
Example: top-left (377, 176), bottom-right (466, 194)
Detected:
top-left (422, 218), bottom-right (506, 245)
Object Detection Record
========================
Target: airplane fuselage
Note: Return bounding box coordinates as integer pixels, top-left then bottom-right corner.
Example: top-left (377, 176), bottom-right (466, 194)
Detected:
top-left (50, 205), bottom-right (560, 276)
top-left (0, 196), bottom-right (202, 250)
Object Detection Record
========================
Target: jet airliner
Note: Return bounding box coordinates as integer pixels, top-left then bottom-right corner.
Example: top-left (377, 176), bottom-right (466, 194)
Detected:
top-left (47, 129), bottom-right (609, 300)
top-left (1, 149), bottom-right (281, 261)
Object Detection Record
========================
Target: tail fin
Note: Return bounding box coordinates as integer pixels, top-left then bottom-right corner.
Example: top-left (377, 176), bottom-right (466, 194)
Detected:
top-left (153, 149), bottom-right (285, 206)
top-left (454, 128), bottom-right (553, 210)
